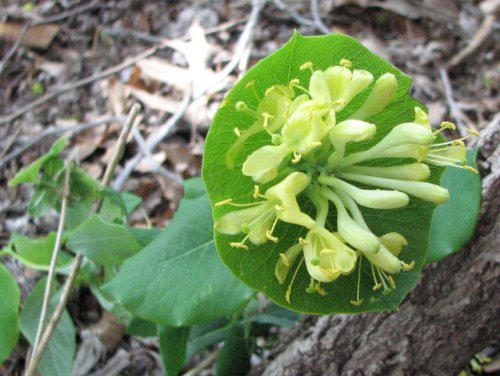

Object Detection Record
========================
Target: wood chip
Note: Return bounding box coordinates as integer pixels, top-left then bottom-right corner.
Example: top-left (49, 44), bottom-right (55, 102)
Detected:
top-left (0, 22), bottom-right (59, 49)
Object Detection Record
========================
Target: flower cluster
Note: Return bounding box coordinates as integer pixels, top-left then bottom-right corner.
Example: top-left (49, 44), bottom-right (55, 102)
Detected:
top-left (215, 60), bottom-right (478, 305)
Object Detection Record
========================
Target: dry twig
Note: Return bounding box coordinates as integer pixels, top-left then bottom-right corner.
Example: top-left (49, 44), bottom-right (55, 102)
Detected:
top-left (0, 44), bottom-right (166, 126)
top-left (27, 158), bottom-right (73, 370)
top-left (0, 115), bottom-right (124, 170)
top-left (23, 103), bottom-right (141, 376)
top-left (310, 0), bottom-right (331, 34)
top-left (0, 21), bottom-right (32, 78)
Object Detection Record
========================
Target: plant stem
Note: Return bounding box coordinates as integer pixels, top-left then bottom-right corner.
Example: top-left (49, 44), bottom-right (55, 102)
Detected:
top-left (24, 103), bottom-right (141, 376)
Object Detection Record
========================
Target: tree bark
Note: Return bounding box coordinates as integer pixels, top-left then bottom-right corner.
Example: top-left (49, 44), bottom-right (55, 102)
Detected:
top-left (258, 117), bottom-right (500, 376)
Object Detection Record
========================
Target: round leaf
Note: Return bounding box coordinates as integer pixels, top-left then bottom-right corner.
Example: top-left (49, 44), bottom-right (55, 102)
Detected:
top-left (202, 33), bottom-right (446, 314)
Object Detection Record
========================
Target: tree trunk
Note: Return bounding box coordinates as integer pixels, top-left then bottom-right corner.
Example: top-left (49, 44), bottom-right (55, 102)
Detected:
top-left (258, 117), bottom-right (500, 376)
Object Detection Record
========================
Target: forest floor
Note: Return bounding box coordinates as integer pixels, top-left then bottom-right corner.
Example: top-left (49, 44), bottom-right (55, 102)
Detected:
top-left (0, 0), bottom-right (498, 375)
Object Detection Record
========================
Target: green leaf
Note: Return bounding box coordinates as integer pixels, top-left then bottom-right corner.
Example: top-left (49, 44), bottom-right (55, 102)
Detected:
top-left (66, 215), bottom-right (143, 266)
top-left (20, 278), bottom-right (75, 376)
top-left (9, 137), bottom-right (68, 187)
top-left (126, 317), bottom-right (157, 337)
top-left (426, 148), bottom-right (481, 263)
top-left (103, 188), bottom-right (254, 326)
top-left (215, 323), bottom-right (252, 376)
top-left (183, 177), bottom-right (206, 200)
top-left (4, 233), bottom-right (73, 272)
top-left (202, 32), bottom-right (445, 314)
top-left (158, 325), bottom-right (190, 376)
top-left (250, 302), bottom-right (301, 328)
top-left (0, 264), bottom-right (20, 364)
top-left (187, 318), bottom-right (231, 359)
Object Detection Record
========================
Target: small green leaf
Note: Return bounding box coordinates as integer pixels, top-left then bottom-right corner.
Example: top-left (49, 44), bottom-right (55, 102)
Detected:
top-left (215, 323), bottom-right (252, 376)
top-left (187, 318), bottom-right (231, 359)
top-left (9, 137), bottom-right (68, 187)
top-left (4, 233), bottom-right (73, 272)
top-left (426, 148), bottom-right (481, 263)
top-left (0, 263), bottom-right (20, 364)
top-left (158, 325), bottom-right (190, 376)
top-left (126, 317), bottom-right (157, 337)
top-left (250, 302), bottom-right (301, 328)
top-left (103, 189), bottom-right (254, 326)
top-left (20, 278), bottom-right (75, 376)
top-left (66, 215), bottom-right (143, 266)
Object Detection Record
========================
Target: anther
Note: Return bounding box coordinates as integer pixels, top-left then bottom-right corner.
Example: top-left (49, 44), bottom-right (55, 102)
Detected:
top-left (215, 199), bottom-right (233, 206)
top-left (265, 86), bottom-right (276, 96)
top-left (308, 141), bottom-right (322, 149)
top-left (467, 128), bottom-right (480, 137)
top-left (279, 253), bottom-right (290, 267)
top-left (372, 283), bottom-right (382, 291)
top-left (292, 151), bottom-right (302, 164)
top-left (387, 276), bottom-right (396, 289)
top-left (299, 61), bottom-right (314, 73)
top-left (245, 80), bottom-right (255, 89)
top-left (464, 166), bottom-right (479, 174)
top-left (440, 121), bottom-right (456, 130)
top-left (230, 242), bottom-right (249, 250)
top-left (339, 58), bottom-right (352, 69)
top-left (299, 237), bottom-right (310, 245)
top-left (266, 230), bottom-right (279, 243)
top-left (314, 283), bottom-right (328, 296)
top-left (401, 260), bottom-right (415, 271)
top-left (233, 127), bottom-right (241, 137)
top-left (350, 299), bottom-right (363, 306)
top-left (253, 185), bottom-right (261, 199)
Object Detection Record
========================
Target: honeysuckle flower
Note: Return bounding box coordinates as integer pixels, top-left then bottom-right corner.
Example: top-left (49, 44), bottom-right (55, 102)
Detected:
top-left (242, 99), bottom-right (331, 182)
top-left (351, 73), bottom-right (398, 120)
top-left (225, 84), bottom-right (295, 168)
top-left (303, 225), bottom-right (357, 283)
top-left (217, 57), bottom-right (478, 306)
top-left (309, 64), bottom-right (374, 112)
top-left (320, 187), bottom-right (380, 254)
top-left (337, 172), bottom-right (450, 204)
top-left (214, 172), bottom-right (315, 248)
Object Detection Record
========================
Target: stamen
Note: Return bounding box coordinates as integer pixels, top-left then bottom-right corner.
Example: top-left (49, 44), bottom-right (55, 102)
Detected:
top-left (286, 256), bottom-right (304, 304)
top-left (279, 252), bottom-right (290, 267)
top-left (387, 275), bottom-right (396, 289)
top-left (265, 86), bottom-right (276, 96)
top-left (339, 58), bottom-right (352, 69)
top-left (299, 237), bottom-right (310, 245)
top-left (350, 256), bottom-right (363, 306)
top-left (292, 151), bottom-right (302, 164)
top-left (314, 282), bottom-right (328, 296)
top-left (288, 78), bottom-right (310, 96)
top-left (441, 121), bottom-right (456, 130)
top-left (371, 264), bottom-right (382, 290)
top-left (233, 127), bottom-right (241, 137)
top-left (401, 260), bottom-right (415, 271)
top-left (306, 278), bottom-right (316, 293)
top-left (463, 166), bottom-right (479, 174)
top-left (219, 99), bottom-right (229, 109)
top-left (245, 79), bottom-right (260, 101)
top-left (467, 128), bottom-right (480, 137)
top-left (235, 101), bottom-right (258, 118)
top-left (215, 199), bottom-right (233, 206)
top-left (299, 61), bottom-right (314, 73)
top-left (266, 230), bottom-right (278, 243)
top-left (230, 242), bottom-right (249, 250)
top-left (308, 141), bottom-right (322, 149)
top-left (253, 185), bottom-right (261, 199)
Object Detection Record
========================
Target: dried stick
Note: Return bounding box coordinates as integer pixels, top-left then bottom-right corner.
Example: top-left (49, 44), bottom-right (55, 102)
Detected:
top-left (310, 0), bottom-right (330, 34)
top-left (112, 95), bottom-right (190, 190)
top-left (447, 13), bottom-right (496, 68)
top-left (0, 21), bottom-right (32, 78)
top-left (0, 115), bottom-right (123, 169)
top-left (112, 0), bottom-right (264, 190)
top-left (28, 158), bottom-right (73, 367)
top-left (0, 44), bottom-right (166, 126)
top-left (439, 67), bottom-right (476, 138)
top-left (24, 103), bottom-right (141, 376)
top-left (33, 0), bottom-right (100, 25)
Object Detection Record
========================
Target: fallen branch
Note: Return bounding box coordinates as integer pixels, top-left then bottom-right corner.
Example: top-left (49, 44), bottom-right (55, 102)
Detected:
top-left (23, 103), bottom-right (141, 376)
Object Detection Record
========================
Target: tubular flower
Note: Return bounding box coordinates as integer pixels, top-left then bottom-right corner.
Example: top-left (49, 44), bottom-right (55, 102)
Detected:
top-left (215, 172), bottom-right (314, 249)
top-left (216, 58), bottom-right (478, 305)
